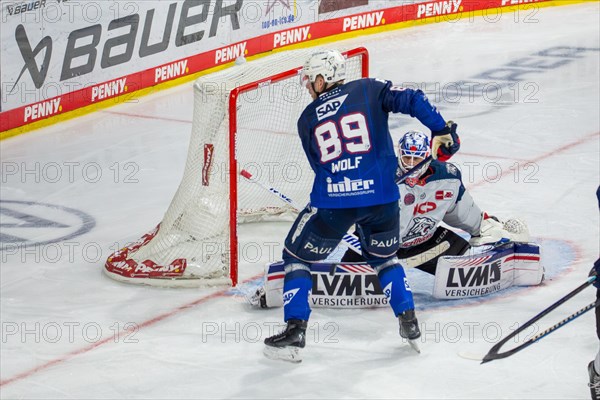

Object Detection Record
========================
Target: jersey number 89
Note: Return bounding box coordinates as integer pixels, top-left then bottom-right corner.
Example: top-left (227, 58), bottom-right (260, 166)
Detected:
top-left (314, 113), bottom-right (372, 163)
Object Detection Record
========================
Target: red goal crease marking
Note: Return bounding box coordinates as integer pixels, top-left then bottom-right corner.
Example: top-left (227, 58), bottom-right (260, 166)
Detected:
top-left (467, 131), bottom-right (600, 190)
top-left (0, 273), bottom-right (262, 388)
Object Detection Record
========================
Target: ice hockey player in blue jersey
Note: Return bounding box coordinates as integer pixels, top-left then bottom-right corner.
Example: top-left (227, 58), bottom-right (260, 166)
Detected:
top-left (586, 186), bottom-right (600, 400)
top-left (263, 50), bottom-right (457, 362)
top-left (342, 130), bottom-right (530, 273)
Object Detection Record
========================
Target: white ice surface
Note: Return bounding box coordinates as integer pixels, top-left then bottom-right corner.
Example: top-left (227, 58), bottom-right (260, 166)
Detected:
top-left (1, 3), bottom-right (599, 399)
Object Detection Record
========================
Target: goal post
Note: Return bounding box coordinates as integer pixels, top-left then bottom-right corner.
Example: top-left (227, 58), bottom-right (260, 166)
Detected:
top-left (104, 47), bottom-right (369, 287)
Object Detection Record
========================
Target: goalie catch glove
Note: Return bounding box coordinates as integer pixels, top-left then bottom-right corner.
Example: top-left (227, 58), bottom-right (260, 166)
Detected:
top-left (431, 121), bottom-right (460, 161)
top-left (469, 213), bottom-right (531, 246)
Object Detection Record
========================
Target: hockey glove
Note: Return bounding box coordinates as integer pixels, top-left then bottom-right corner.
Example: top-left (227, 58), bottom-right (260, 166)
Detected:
top-left (431, 121), bottom-right (460, 161)
top-left (589, 258), bottom-right (600, 289)
top-left (469, 214), bottom-right (509, 246)
top-left (470, 213), bottom-right (531, 246)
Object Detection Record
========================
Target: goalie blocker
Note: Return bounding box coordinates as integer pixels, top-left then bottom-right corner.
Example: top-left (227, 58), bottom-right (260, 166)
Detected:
top-left (249, 241), bottom-right (543, 308)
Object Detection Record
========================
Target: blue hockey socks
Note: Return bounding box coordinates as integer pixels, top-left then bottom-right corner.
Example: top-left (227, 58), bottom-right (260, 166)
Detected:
top-left (282, 266), bottom-right (312, 322)
top-left (377, 263), bottom-right (415, 316)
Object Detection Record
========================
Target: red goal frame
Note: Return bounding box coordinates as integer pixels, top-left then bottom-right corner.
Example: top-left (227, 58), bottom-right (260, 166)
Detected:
top-left (227, 47), bottom-right (369, 286)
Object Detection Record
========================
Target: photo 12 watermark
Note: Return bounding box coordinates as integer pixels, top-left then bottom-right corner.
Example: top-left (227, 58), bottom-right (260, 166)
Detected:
top-left (2, 321), bottom-right (139, 345)
top-left (1, 161), bottom-right (139, 184)
top-left (200, 321), bottom-right (339, 344)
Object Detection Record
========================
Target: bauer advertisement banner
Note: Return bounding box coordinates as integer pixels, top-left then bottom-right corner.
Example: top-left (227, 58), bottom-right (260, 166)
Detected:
top-left (1, 0), bottom-right (555, 133)
top-left (0, 0), bottom-right (318, 113)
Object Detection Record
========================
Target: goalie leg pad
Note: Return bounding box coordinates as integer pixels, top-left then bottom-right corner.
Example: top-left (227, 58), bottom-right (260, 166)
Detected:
top-left (432, 242), bottom-right (543, 299)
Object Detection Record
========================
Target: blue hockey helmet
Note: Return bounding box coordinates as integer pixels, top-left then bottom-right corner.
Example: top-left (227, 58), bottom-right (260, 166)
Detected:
top-left (398, 130), bottom-right (431, 177)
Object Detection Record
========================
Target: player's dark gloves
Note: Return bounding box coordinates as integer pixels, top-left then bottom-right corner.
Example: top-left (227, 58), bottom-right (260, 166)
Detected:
top-left (590, 258), bottom-right (600, 289)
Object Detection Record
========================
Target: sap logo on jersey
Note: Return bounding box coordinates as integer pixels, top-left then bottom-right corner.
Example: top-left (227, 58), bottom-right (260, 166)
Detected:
top-left (283, 288), bottom-right (300, 306)
top-left (382, 282), bottom-right (393, 298)
top-left (316, 95), bottom-right (348, 121)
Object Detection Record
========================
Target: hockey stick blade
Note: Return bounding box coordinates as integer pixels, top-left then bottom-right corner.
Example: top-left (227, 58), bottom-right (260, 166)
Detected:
top-left (457, 351), bottom-right (485, 361)
top-left (480, 276), bottom-right (598, 364)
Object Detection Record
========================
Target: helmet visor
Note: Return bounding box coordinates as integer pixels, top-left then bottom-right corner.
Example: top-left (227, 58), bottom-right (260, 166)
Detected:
top-left (299, 68), bottom-right (311, 88)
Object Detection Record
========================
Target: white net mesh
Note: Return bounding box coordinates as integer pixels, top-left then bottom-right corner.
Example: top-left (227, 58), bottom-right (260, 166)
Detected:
top-left (104, 47), bottom-right (367, 286)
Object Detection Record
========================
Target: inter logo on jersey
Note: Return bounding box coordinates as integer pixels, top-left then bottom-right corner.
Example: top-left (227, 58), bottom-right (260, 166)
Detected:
top-left (326, 176), bottom-right (375, 196)
top-left (316, 95), bottom-right (348, 121)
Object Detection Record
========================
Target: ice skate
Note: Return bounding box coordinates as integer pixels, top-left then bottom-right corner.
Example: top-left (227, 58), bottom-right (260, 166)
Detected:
top-left (399, 309), bottom-right (421, 353)
top-left (589, 361), bottom-right (600, 400)
top-left (264, 319), bottom-right (307, 363)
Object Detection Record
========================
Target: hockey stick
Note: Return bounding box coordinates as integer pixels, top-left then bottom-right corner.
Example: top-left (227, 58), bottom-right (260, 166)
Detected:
top-left (395, 155), bottom-right (433, 184)
top-left (481, 275), bottom-right (598, 364)
top-left (240, 169), bottom-right (363, 254)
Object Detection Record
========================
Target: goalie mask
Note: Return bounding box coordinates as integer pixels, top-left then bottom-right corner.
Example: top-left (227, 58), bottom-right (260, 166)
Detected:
top-left (300, 50), bottom-right (346, 87)
top-left (398, 131), bottom-right (431, 179)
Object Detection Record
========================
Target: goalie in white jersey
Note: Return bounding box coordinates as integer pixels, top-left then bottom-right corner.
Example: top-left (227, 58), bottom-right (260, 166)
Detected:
top-left (341, 130), bottom-right (530, 271)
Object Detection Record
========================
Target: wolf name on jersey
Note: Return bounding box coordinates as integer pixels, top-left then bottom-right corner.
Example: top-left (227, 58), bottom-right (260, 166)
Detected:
top-left (399, 160), bottom-right (480, 247)
top-left (297, 78), bottom-right (445, 209)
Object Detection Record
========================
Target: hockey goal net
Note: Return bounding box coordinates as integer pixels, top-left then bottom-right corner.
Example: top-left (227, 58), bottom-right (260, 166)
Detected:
top-left (104, 47), bottom-right (369, 287)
